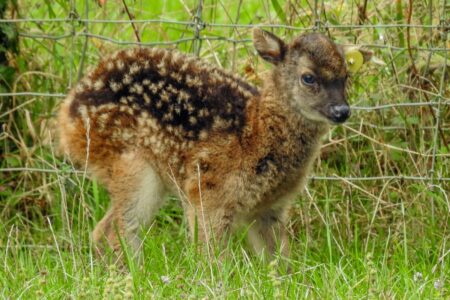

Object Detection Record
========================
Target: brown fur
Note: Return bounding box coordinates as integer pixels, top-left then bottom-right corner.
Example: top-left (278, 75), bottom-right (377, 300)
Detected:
top-left (58, 29), bottom-right (357, 260)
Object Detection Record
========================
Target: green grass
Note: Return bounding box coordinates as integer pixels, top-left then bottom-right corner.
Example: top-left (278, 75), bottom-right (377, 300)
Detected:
top-left (1, 196), bottom-right (448, 298)
top-left (1, 0), bottom-right (449, 298)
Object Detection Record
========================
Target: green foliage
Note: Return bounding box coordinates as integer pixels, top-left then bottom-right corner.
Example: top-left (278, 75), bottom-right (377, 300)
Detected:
top-left (271, 0), bottom-right (287, 23)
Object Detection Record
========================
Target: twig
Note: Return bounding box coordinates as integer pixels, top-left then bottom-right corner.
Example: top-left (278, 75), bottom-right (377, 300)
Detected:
top-left (343, 125), bottom-right (450, 157)
top-left (120, 0), bottom-right (141, 43)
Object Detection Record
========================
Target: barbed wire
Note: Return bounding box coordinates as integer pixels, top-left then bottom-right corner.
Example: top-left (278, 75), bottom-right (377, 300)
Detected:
top-left (1, 18), bottom-right (447, 30)
top-left (1, 92), bottom-right (448, 110)
top-left (11, 31), bottom-right (450, 51)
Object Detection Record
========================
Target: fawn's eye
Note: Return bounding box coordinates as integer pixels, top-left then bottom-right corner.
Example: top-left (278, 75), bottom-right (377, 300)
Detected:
top-left (301, 74), bottom-right (316, 86)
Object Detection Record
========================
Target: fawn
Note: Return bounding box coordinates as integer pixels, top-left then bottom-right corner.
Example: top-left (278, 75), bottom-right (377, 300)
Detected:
top-left (58, 28), bottom-right (370, 260)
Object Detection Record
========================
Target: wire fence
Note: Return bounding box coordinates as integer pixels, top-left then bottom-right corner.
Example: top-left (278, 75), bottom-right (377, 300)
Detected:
top-left (0, 0), bottom-right (449, 187)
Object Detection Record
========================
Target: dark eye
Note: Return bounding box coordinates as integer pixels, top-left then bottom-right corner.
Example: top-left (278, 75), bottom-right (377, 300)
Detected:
top-left (301, 74), bottom-right (316, 85)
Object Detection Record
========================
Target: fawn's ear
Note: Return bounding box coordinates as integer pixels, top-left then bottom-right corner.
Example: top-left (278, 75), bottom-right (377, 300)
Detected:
top-left (253, 28), bottom-right (287, 64)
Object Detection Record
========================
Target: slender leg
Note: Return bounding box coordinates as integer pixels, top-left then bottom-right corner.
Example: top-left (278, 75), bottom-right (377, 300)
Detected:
top-left (184, 204), bottom-right (232, 247)
top-left (92, 153), bottom-right (167, 260)
top-left (246, 207), bottom-right (290, 260)
top-left (180, 164), bottom-right (237, 254)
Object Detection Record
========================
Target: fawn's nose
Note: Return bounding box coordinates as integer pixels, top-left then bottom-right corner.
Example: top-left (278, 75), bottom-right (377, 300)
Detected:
top-left (330, 104), bottom-right (351, 123)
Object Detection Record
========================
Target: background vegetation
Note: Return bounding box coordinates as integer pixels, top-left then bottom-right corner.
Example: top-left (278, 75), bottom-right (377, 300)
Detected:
top-left (0, 0), bottom-right (449, 298)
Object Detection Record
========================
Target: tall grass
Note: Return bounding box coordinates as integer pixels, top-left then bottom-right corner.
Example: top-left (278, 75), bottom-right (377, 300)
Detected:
top-left (0, 0), bottom-right (449, 298)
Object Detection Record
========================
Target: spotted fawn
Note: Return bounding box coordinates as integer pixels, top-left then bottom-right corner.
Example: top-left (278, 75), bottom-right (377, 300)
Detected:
top-left (58, 28), bottom-right (371, 260)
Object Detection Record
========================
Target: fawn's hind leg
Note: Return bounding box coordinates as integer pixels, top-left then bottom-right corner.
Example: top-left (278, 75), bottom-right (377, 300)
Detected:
top-left (92, 152), bottom-right (167, 258)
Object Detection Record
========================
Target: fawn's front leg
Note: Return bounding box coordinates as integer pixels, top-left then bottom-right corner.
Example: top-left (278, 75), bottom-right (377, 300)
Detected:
top-left (246, 206), bottom-right (290, 260)
top-left (182, 168), bottom-right (238, 255)
top-left (184, 202), bottom-right (234, 248)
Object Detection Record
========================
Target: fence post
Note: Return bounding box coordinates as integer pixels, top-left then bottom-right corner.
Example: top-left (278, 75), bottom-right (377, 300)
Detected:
top-left (192, 0), bottom-right (205, 56)
top-left (429, 1), bottom-right (449, 184)
top-left (68, 0), bottom-right (78, 89)
top-left (77, 0), bottom-right (90, 81)
top-left (313, 0), bottom-right (321, 31)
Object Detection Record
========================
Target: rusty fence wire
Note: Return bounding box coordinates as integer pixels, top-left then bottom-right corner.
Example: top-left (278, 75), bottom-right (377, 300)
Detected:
top-left (0, 0), bottom-right (449, 186)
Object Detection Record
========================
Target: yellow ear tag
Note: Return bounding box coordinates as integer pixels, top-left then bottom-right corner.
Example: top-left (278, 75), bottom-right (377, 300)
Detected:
top-left (345, 49), bottom-right (364, 73)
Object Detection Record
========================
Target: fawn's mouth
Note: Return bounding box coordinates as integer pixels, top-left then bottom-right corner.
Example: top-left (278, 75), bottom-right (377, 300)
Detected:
top-left (298, 105), bottom-right (351, 125)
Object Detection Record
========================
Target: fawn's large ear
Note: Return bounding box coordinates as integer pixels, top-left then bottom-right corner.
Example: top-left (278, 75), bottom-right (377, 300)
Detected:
top-left (253, 28), bottom-right (287, 64)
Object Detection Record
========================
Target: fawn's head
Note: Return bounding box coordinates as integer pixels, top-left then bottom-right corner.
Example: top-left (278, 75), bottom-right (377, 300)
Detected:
top-left (253, 28), bottom-right (370, 125)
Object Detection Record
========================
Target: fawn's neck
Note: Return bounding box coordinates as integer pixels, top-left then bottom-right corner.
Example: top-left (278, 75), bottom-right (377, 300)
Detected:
top-left (242, 75), bottom-right (328, 161)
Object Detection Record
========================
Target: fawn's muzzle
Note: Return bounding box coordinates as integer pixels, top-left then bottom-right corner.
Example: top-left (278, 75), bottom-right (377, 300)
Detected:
top-left (330, 104), bottom-right (351, 123)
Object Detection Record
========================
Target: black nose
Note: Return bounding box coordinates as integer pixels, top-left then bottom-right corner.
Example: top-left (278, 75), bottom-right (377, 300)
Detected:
top-left (330, 104), bottom-right (351, 123)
